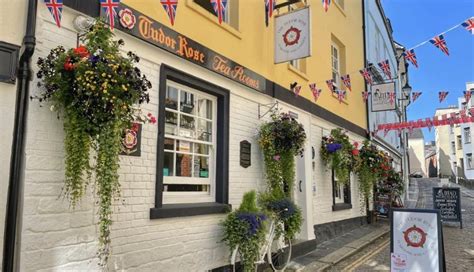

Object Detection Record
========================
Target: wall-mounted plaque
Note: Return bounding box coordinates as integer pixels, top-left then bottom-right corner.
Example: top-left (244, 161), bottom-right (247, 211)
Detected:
top-left (240, 140), bottom-right (251, 168)
top-left (0, 41), bottom-right (20, 84)
top-left (120, 123), bottom-right (142, 156)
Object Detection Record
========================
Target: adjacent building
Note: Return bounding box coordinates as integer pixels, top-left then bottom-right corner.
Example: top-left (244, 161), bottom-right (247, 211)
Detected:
top-left (435, 106), bottom-right (463, 178)
top-left (407, 129), bottom-right (425, 176)
top-left (424, 141), bottom-right (437, 177)
top-left (0, 0), bottom-right (389, 270)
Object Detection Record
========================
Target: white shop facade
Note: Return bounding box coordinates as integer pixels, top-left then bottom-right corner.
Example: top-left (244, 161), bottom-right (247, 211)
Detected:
top-left (1, 3), bottom-right (369, 271)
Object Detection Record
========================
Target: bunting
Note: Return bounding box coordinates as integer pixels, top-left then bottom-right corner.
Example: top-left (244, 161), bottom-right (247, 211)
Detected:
top-left (340, 74), bottom-right (352, 91)
top-left (210, 0), bottom-right (227, 24)
top-left (326, 79), bottom-right (335, 92)
top-left (461, 18), bottom-right (474, 34)
top-left (430, 35), bottom-right (449, 56)
top-left (362, 91), bottom-right (369, 102)
top-left (264, 0), bottom-right (276, 27)
top-left (293, 85), bottom-right (302, 97)
top-left (388, 92), bottom-right (395, 105)
top-left (44, 0), bottom-right (63, 28)
top-left (359, 68), bottom-right (373, 85)
top-left (403, 49), bottom-right (418, 68)
top-left (322, 0), bottom-right (331, 12)
top-left (337, 90), bottom-right (346, 104)
top-left (378, 60), bottom-right (391, 79)
top-left (309, 83), bottom-right (322, 102)
top-left (100, 0), bottom-right (120, 30)
top-left (439, 91), bottom-right (449, 103)
top-left (160, 0), bottom-right (178, 26)
top-left (464, 90), bottom-right (472, 102)
top-left (412, 92), bottom-right (422, 102)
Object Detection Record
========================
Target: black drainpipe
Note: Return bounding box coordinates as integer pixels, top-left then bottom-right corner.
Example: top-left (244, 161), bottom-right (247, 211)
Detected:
top-left (3, 0), bottom-right (38, 271)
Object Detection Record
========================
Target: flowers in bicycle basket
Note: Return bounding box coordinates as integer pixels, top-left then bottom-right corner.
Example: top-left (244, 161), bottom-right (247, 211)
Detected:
top-left (236, 212), bottom-right (267, 237)
top-left (266, 198), bottom-right (296, 220)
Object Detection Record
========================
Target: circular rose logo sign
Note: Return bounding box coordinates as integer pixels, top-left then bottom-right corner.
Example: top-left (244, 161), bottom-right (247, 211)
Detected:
top-left (403, 225), bottom-right (427, 248)
top-left (123, 129), bottom-right (138, 149)
top-left (119, 8), bottom-right (136, 30)
top-left (282, 26), bottom-right (302, 47)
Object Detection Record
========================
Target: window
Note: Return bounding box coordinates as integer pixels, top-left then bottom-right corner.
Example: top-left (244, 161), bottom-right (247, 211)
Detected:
top-left (457, 136), bottom-right (462, 149)
top-left (332, 169), bottom-right (352, 211)
top-left (451, 141), bottom-right (456, 154)
top-left (194, 0), bottom-right (239, 29)
top-left (464, 127), bottom-right (471, 143)
top-left (335, 0), bottom-right (345, 9)
top-left (289, 58), bottom-right (307, 74)
top-left (331, 43), bottom-right (341, 89)
top-left (449, 125), bottom-right (454, 134)
top-left (151, 65), bottom-right (230, 219)
top-left (467, 154), bottom-right (473, 169)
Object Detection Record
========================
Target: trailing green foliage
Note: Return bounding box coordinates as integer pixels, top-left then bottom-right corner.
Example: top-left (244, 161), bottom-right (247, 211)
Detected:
top-left (35, 20), bottom-right (152, 265)
top-left (355, 141), bottom-right (383, 200)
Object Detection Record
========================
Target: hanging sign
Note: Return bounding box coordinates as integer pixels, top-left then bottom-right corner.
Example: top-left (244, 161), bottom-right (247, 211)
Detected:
top-left (274, 7), bottom-right (311, 64)
top-left (390, 209), bottom-right (444, 272)
top-left (371, 82), bottom-right (396, 111)
top-left (433, 187), bottom-right (463, 228)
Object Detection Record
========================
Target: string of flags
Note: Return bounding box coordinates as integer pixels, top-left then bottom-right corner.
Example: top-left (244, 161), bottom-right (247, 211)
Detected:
top-left (376, 108), bottom-right (474, 136)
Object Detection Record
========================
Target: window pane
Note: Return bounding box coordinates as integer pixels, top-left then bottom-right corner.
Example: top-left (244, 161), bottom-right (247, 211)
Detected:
top-left (165, 111), bottom-right (178, 135)
top-left (179, 115), bottom-right (196, 138)
top-left (176, 140), bottom-right (193, 153)
top-left (164, 138), bottom-right (175, 150)
top-left (176, 154), bottom-right (192, 177)
top-left (180, 90), bottom-right (196, 115)
top-left (165, 184), bottom-right (209, 192)
top-left (166, 86), bottom-right (179, 110)
top-left (198, 119), bottom-right (212, 142)
top-left (195, 143), bottom-right (210, 155)
top-left (198, 98), bottom-right (213, 119)
top-left (194, 156), bottom-right (209, 178)
top-left (163, 152), bottom-right (174, 176)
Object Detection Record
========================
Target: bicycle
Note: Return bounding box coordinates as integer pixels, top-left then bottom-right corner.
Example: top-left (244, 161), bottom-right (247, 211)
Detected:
top-left (229, 211), bottom-right (292, 272)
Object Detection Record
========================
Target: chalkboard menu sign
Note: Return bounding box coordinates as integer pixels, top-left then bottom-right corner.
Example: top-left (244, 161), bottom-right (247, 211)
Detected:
top-left (433, 187), bottom-right (463, 229)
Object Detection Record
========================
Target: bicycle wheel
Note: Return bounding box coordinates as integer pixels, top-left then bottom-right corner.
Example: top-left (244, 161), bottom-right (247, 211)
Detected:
top-left (267, 237), bottom-right (291, 271)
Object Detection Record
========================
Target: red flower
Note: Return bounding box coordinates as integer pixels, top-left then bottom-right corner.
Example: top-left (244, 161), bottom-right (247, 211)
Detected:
top-left (150, 116), bottom-right (157, 124)
top-left (131, 123), bottom-right (140, 132)
top-left (73, 45), bottom-right (90, 58)
top-left (352, 149), bottom-right (359, 156)
top-left (64, 58), bottom-right (74, 71)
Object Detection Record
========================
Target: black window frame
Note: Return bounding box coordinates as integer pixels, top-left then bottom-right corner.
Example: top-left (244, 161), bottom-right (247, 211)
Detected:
top-left (332, 169), bottom-right (352, 211)
top-left (150, 64), bottom-right (230, 219)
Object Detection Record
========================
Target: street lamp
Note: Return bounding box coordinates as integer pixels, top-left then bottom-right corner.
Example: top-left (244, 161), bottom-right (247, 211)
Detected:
top-left (402, 82), bottom-right (412, 100)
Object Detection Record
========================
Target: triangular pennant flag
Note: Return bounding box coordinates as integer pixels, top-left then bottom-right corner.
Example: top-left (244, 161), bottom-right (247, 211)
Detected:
top-left (359, 68), bottom-right (373, 85)
top-left (403, 49), bottom-right (419, 68)
top-left (430, 35), bottom-right (449, 56)
top-left (426, 118), bottom-right (433, 131)
top-left (378, 60), bottom-right (392, 79)
top-left (362, 91), bottom-right (369, 102)
top-left (100, 0), bottom-right (121, 30)
top-left (464, 90), bottom-right (472, 102)
top-left (293, 85), bottom-right (302, 97)
top-left (322, 0), bottom-right (331, 12)
top-left (309, 83), bottom-right (322, 102)
top-left (210, 0), bottom-right (228, 24)
top-left (337, 90), bottom-right (346, 104)
top-left (438, 91), bottom-right (449, 103)
top-left (160, 0), bottom-right (178, 26)
top-left (326, 79), bottom-right (335, 92)
top-left (264, 0), bottom-right (276, 27)
top-left (388, 92), bottom-right (395, 105)
top-left (340, 74), bottom-right (352, 91)
top-left (412, 92), bottom-right (422, 102)
top-left (44, 0), bottom-right (63, 28)
top-left (461, 17), bottom-right (474, 34)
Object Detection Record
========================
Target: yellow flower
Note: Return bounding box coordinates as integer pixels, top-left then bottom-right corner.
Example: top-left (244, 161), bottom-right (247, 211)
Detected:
top-left (122, 85), bottom-right (128, 91)
top-left (102, 73), bottom-right (106, 77)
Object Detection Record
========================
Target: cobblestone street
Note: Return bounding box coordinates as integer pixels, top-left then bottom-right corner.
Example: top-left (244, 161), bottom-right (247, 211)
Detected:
top-left (330, 178), bottom-right (474, 271)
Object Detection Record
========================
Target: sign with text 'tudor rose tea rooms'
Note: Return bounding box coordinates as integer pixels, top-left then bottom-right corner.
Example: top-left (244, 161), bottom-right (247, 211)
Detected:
top-left (390, 209), bottom-right (445, 272)
top-left (274, 7), bottom-right (311, 63)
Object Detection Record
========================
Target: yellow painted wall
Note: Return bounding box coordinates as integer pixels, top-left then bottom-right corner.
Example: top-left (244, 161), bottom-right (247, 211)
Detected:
top-left (124, 0), bottom-right (367, 129)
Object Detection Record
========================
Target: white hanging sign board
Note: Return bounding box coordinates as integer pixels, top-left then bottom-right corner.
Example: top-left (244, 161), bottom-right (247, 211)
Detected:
top-left (390, 209), bottom-right (444, 272)
top-left (274, 7), bottom-right (311, 64)
top-left (371, 82), bottom-right (396, 111)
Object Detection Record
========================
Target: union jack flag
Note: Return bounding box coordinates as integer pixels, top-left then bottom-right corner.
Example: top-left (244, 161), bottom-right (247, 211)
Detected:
top-left (426, 118), bottom-right (433, 131)
top-left (265, 0), bottom-right (276, 27)
top-left (210, 0), bottom-right (227, 25)
top-left (412, 92), bottom-right (422, 102)
top-left (293, 85), bottom-right (302, 97)
top-left (337, 90), bottom-right (346, 104)
top-left (362, 91), bottom-right (369, 102)
top-left (44, 0), bottom-right (63, 28)
top-left (359, 68), bottom-right (373, 85)
top-left (161, 0), bottom-right (178, 26)
top-left (438, 91), bottom-right (449, 103)
top-left (340, 74), bottom-right (351, 91)
top-left (378, 60), bottom-right (391, 79)
top-left (309, 83), bottom-right (322, 102)
top-left (461, 18), bottom-right (474, 34)
top-left (322, 0), bottom-right (331, 12)
top-left (388, 92), bottom-right (395, 105)
top-left (100, 0), bottom-right (120, 30)
top-left (464, 90), bottom-right (472, 102)
top-left (403, 49), bottom-right (418, 68)
top-left (326, 79), bottom-right (336, 92)
top-left (430, 35), bottom-right (449, 56)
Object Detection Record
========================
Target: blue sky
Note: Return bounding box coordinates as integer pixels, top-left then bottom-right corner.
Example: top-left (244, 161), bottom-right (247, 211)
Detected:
top-left (382, 0), bottom-right (474, 141)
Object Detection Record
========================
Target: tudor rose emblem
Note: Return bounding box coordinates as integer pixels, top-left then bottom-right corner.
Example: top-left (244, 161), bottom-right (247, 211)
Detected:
top-left (119, 8), bottom-right (136, 29)
top-left (283, 26), bottom-right (301, 46)
top-left (403, 225), bottom-right (427, 248)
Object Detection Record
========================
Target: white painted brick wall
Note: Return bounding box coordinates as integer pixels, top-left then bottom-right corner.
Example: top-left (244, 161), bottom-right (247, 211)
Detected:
top-left (15, 6), bottom-right (366, 271)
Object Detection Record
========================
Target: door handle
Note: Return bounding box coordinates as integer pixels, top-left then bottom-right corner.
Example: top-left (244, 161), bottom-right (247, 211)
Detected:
top-left (299, 180), bottom-right (303, 192)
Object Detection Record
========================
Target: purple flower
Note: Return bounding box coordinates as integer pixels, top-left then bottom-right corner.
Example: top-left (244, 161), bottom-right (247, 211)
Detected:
top-left (326, 143), bottom-right (342, 153)
top-left (236, 212), bottom-right (266, 237)
top-left (273, 155), bottom-right (281, 161)
top-left (89, 55), bottom-right (100, 65)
